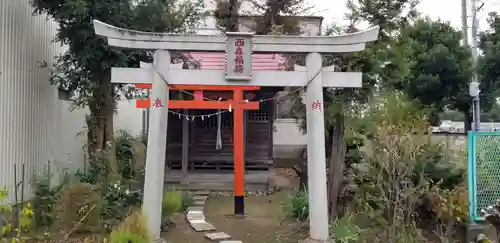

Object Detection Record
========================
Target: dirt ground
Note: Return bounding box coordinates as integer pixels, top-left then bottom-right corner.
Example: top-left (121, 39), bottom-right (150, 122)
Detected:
top-left (163, 169), bottom-right (306, 243)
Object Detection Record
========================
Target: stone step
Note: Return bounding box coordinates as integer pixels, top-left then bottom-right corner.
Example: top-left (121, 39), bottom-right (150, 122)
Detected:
top-left (187, 212), bottom-right (205, 221)
top-left (193, 195), bottom-right (208, 201)
top-left (189, 220), bottom-right (216, 232)
top-left (192, 190), bottom-right (210, 196)
top-left (186, 206), bottom-right (204, 213)
top-left (192, 200), bottom-right (206, 206)
top-left (205, 232), bottom-right (231, 241)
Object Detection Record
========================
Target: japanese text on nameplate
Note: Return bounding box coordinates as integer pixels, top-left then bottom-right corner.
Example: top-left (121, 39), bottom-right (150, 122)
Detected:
top-left (234, 38), bottom-right (244, 73)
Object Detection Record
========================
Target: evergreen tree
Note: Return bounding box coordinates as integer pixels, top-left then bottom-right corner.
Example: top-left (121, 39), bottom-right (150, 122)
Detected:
top-left (31, 0), bottom-right (202, 176)
top-left (478, 12), bottom-right (500, 123)
top-left (394, 18), bottom-right (472, 128)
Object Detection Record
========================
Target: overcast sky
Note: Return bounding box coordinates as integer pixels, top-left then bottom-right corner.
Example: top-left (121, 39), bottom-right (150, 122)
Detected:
top-left (307, 0), bottom-right (500, 32)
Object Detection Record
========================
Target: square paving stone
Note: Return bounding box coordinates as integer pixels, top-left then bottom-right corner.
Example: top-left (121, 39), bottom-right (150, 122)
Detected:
top-left (204, 232), bottom-right (231, 240)
top-left (195, 191), bottom-right (210, 196)
top-left (187, 213), bottom-right (205, 220)
top-left (193, 195), bottom-right (208, 201)
top-left (193, 200), bottom-right (206, 206)
top-left (190, 221), bottom-right (216, 232)
top-left (187, 206), bottom-right (204, 212)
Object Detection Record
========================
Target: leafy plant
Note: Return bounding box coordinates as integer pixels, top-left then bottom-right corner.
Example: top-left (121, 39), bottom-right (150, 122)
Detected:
top-left (421, 184), bottom-right (469, 242)
top-left (31, 168), bottom-right (63, 230)
top-left (0, 188), bottom-right (35, 240)
top-left (76, 151), bottom-right (110, 184)
top-left (181, 192), bottom-right (195, 212)
top-left (282, 187), bottom-right (309, 221)
top-left (101, 181), bottom-right (142, 230)
top-left (109, 210), bottom-right (150, 243)
top-left (413, 143), bottom-right (466, 190)
top-left (481, 200), bottom-right (500, 242)
top-left (115, 129), bottom-right (137, 180)
top-left (162, 190), bottom-right (182, 217)
top-left (329, 212), bottom-right (361, 243)
top-left (476, 233), bottom-right (493, 243)
top-left (350, 93), bottom-right (431, 242)
top-left (429, 185), bottom-right (468, 224)
top-left (56, 183), bottom-right (102, 233)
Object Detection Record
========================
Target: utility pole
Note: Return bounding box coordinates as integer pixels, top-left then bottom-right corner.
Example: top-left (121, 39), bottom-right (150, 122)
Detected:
top-left (471, 0), bottom-right (483, 132)
top-left (462, 0), bottom-right (469, 45)
top-left (464, 0), bottom-right (483, 132)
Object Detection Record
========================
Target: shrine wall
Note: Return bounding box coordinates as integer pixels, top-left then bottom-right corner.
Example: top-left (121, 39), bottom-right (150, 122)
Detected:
top-left (0, 0), bottom-right (88, 203)
top-left (114, 95), bottom-right (145, 136)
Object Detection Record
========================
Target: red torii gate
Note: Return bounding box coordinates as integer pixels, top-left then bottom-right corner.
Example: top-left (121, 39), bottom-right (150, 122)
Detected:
top-left (135, 84), bottom-right (260, 213)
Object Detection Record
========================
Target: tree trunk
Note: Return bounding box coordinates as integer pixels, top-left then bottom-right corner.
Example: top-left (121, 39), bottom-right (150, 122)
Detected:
top-left (228, 0), bottom-right (239, 32)
top-left (87, 71), bottom-right (118, 178)
top-left (327, 113), bottom-right (346, 218)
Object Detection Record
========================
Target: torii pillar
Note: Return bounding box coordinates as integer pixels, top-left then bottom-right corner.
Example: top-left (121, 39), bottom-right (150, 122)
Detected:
top-left (93, 20), bottom-right (379, 242)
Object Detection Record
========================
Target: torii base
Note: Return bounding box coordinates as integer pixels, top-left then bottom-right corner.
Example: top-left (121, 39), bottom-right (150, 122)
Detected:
top-left (302, 237), bottom-right (333, 243)
top-left (234, 196), bottom-right (244, 216)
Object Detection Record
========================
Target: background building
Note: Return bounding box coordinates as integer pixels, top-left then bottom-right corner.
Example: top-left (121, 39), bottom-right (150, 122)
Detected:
top-left (0, 0), bottom-right (88, 203)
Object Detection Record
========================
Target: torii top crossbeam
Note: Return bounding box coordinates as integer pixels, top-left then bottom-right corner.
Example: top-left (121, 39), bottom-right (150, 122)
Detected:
top-left (93, 20), bottom-right (379, 53)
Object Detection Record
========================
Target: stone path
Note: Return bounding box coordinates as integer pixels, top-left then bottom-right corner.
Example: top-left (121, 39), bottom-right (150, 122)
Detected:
top-left (186, 191), bottom-right (243, 243)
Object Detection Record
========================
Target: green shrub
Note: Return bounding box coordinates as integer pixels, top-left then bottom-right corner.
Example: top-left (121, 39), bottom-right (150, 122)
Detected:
top-left (476, 234), bottom-right (493, 243)
top-left (109, 210), bottom-right (150, 243)
top-left (31, 168), bottom-right (63, 230)
top-left (329, 212), bottom-right (361, 243)
top-left (181, 192), bottom-right (194, 212)
top-left (56, 182), bottom-right (102, 233)
top-left (412, 143), bottom-right (465, 190)
top-left (162, 190), bottom-right (182, 217)
top-left (101, 181), bottom-right (143, 230)
top-left (0, 188), bottom-right (35, 238)
top-left (115, 129), bottom-right (137, 180)
top-left (282, 187), bottom-right (309, 220)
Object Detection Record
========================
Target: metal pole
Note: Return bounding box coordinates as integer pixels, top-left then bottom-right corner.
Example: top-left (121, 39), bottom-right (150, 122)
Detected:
top-left (474, 97), bottom-right (480, 131)
top-left (462, 0), bottom-right (476, 132)
top-left (461, 0), bottom-right (469, 45)
top-left (471, 0), bottom-right (481, 131)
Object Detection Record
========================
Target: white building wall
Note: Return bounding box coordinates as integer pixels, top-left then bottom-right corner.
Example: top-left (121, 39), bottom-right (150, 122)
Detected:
top-left (0, 0), bottom-right (88, 203)
top-left (115, 97), bottom-right (144, 136)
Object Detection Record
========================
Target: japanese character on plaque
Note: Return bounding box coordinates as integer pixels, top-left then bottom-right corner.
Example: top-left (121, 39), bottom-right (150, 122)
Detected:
top-left (225, 33), bottom-right (253, 81)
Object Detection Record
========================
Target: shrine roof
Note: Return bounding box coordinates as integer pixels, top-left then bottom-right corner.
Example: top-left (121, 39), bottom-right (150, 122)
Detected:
top-left (185, 52), bottom-right (286, 71)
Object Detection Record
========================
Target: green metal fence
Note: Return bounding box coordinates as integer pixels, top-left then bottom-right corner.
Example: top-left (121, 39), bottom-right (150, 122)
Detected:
top-left (468, 131), bottom-right (500, 222)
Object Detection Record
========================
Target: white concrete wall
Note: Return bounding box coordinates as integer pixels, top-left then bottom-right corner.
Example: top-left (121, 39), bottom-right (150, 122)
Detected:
top-left (114, 97), bottom-right (144, 136)
top-left (273, 118), bottom-right (306, 158)
top-left (273, 119), bottom-right (305, 145)
top-left (0, 0), bottom-right (88, 203)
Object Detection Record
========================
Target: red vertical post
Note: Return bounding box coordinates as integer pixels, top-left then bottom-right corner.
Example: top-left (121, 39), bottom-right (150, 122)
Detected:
top-left (232, 89), bottom-right (245, 215)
